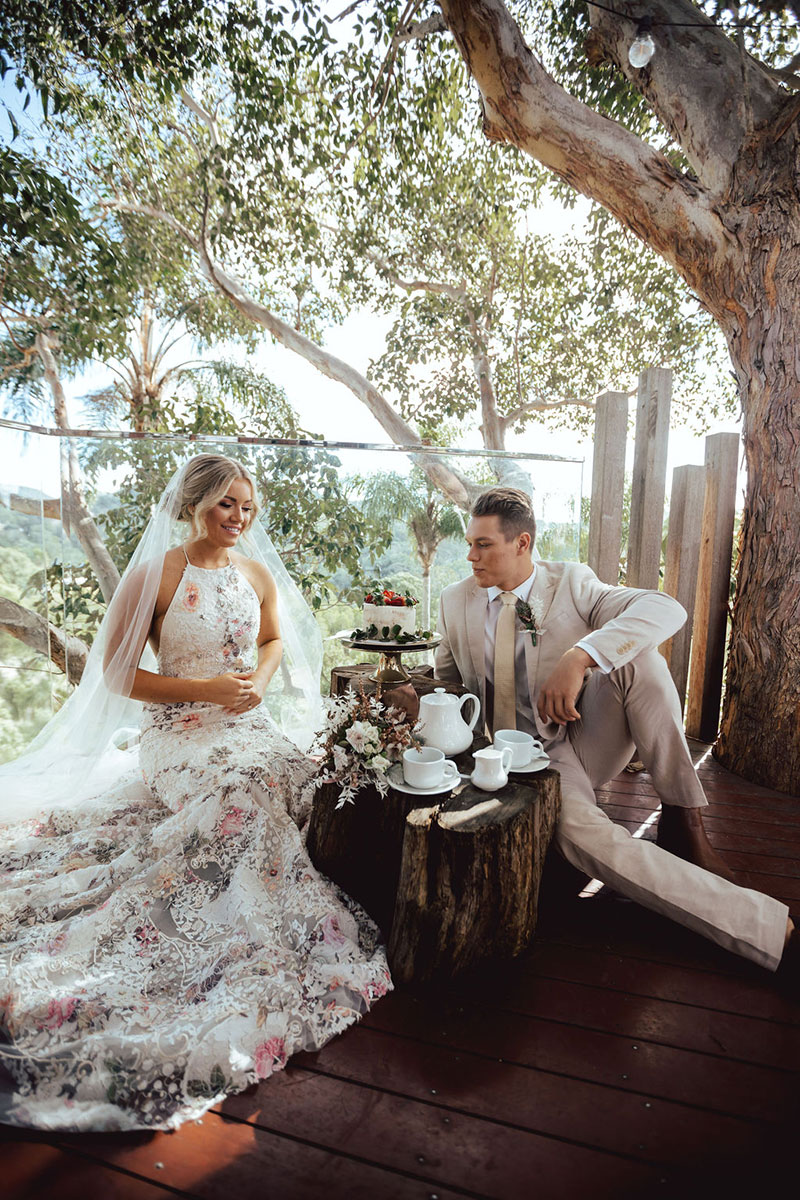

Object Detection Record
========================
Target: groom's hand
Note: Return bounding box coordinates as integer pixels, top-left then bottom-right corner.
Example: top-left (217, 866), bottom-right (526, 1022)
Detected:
top-left (537, 647), bottom-right (595, 726)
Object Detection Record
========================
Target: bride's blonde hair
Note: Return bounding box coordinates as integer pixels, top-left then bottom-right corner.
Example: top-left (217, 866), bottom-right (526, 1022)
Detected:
top-left (178, 454), bottom-right (260, 540)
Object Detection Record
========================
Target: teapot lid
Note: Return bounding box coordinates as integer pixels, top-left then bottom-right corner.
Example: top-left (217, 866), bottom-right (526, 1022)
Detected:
top-left (422, 687), bottom-right (455, 705)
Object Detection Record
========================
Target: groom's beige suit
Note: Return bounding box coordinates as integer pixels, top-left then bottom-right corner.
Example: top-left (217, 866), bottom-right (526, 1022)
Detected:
top-left (435, 560), bottom-right (788, 969)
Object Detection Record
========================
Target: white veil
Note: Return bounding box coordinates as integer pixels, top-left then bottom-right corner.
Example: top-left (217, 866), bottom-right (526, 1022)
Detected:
top-left (0, 457), bottom-right (323, 824)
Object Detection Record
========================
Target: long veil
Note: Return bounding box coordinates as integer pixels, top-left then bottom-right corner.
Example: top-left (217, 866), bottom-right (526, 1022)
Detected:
top-left (0, 458), bottom-right (323, 824)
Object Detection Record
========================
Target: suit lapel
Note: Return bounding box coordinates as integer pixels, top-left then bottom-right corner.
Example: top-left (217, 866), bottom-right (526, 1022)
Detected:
top-left (523, 564), bottom-right (559, 733)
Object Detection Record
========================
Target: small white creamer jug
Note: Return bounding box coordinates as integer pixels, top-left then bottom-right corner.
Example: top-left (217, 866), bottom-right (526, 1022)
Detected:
top-left (470, 746), bottom-right (513, 791)
top-left (416, 687), bottom-right (480, 755)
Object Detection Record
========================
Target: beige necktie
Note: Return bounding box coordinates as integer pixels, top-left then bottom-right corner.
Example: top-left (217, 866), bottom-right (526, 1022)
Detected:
top-left (493, 591), bottom-right (518, 733)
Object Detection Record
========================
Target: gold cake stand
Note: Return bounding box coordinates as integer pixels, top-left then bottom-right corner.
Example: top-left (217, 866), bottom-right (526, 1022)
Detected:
top-left (339, 634), bottom-right (442, 684)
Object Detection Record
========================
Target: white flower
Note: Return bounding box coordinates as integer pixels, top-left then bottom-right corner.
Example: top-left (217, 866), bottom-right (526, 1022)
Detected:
top-left (332, 744), bottom-right (349, 772)
top-left (529, 596), bottom-right (545, 625)
top-left (370, 754), bottom-right (391, 774)
top-left (345, 721), bottom-right (380, 753)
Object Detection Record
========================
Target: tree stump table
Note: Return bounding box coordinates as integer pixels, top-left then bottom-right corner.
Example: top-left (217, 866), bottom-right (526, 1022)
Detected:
top-left (306, 731), bottom-right (561, 983)
top-left (388, 770), bottom-right (560, 983)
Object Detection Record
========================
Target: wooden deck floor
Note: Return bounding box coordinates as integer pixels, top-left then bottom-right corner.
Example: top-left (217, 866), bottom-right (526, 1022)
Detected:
top-left (4, 741), bottom-right (799, 1199)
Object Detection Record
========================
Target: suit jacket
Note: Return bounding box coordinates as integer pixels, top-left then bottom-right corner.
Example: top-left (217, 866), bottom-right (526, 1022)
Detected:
top-left (434, 561), bottom-right (686, 743)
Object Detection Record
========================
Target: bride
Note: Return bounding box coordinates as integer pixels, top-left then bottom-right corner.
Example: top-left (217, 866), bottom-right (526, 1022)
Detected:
top-left (0, 453), bottom-right (391, 1131)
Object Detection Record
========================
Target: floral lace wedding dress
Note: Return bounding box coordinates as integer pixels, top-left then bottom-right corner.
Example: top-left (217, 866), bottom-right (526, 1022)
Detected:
top-left (0, 560), bottom-right (391, 1131)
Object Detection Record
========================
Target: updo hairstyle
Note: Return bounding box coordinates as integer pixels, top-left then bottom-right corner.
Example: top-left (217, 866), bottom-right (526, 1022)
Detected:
top-left (177, 454), bottom-right (260, 541)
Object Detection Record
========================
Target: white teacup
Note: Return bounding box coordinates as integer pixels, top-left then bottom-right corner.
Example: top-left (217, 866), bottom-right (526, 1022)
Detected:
top-left (493, 729), bottom-right (544, 768)
top-left (402, 746), bottom-right (460, 790)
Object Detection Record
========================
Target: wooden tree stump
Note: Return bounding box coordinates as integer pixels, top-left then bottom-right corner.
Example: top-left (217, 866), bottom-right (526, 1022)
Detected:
top-left (387, 770), bottom-right (561, 984)
top-left (306, 780), bottom-right (424, 934)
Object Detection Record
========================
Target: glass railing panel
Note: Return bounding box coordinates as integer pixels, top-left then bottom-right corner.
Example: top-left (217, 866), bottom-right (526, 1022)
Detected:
top-left (0, 422), bottom-right (583, 761)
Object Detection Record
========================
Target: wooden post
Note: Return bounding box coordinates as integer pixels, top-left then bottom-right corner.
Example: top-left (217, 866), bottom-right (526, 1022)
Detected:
top-left (627, 368), bottom-right (672, 588)
top-left (662, 465), bottom-right (706, 711)
top-left (587, 391), bottom-right (628, 583)
top-left (685, 433), bottom-right (740, 742)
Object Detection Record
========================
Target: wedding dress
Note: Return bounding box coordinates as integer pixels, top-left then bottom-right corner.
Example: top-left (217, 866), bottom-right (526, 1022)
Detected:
top-left (0, 556), bottom-right (391, 1132)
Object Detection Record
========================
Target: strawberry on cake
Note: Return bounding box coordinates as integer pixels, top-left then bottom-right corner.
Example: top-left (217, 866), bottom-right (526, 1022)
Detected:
top-left (362, 585), bottom-right (418, 638)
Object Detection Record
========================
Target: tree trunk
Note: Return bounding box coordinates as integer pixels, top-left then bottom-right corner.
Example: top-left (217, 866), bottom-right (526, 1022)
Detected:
top-left (421, 563), bottom-right (431, 631)
top-left (714, 242), bottom-right (800, 791)
top-left (437, 0), bottom-right (800, 792)
top-left (35, 332), bottom-right (121, 604)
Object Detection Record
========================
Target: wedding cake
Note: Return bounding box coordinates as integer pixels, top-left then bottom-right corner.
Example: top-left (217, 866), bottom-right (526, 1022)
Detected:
top-left (362, 585), bottom-right (418, 637)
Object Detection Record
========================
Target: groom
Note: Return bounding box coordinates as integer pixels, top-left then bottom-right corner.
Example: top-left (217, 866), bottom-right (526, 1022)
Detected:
top-left (435, 486), bottom-right (793, 973)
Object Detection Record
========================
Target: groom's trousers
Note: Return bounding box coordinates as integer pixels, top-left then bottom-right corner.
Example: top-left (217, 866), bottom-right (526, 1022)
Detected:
top-left (544, 649), bottom-right (788, 970)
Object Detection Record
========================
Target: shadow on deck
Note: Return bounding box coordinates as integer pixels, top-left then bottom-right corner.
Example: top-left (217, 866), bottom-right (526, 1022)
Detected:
top-left (4, 741), bottom-right (799, 1199)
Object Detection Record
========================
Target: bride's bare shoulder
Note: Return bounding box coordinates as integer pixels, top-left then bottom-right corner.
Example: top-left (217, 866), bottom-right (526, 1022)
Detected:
top-left (232, 553), bottom-right (274, 603)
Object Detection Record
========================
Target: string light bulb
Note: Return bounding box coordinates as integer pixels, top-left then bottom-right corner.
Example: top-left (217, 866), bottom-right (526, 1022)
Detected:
top-left (628, 15), bottom-right (655, 68)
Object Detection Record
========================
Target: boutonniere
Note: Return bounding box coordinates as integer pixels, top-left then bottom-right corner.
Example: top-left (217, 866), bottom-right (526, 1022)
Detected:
top-left (516, 597), bottom-right (545, 646)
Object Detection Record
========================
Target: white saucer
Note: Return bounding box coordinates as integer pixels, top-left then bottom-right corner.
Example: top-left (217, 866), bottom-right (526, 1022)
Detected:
top-left (386, 762), bottom-right (461, 796)
top-left (507, 755), bottom-right (550, 774)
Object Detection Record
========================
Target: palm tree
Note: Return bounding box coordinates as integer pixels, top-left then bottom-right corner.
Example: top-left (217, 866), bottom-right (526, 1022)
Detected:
top-left (360, 469), bottom-right (464, 629)
top-left (82, 296), bottom-right (296, 435)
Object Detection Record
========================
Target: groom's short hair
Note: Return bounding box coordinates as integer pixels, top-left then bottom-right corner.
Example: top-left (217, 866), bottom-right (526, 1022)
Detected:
top-left (471, 487), bottom-right (536, 544)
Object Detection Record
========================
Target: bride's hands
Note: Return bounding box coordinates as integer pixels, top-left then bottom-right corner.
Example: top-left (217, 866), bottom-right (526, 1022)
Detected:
top-left (203, 672), bottom-right (264, 713)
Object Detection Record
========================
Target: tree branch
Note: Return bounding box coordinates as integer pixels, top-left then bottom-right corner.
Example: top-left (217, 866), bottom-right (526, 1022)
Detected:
top-left (107, 197), bottom-right (477, 508)
top-left (9, 494), bottom-right (61, 519)
top-left (0, 596), bottom-right (88, 685)
top-left (364, 247), bottom-right (469, 301)
top-left (586, 0), bottom-right (779, 195)
top-left (180, 89), bottom-right (221, 148)
top-left (501, 393), bottom-right (598, 427)
top-left (34, 331), bottom-right (121, 603)
top-left (437, 0), bottom-right (732, 299)
top-left (101, 198), bottom-right (199, 249)
top-left (394, 12), bottom-right (448, 42)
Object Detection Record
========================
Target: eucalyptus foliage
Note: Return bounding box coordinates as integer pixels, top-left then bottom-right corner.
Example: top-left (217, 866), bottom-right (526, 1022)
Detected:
top-left (0, 0), bottom-right (744, 453)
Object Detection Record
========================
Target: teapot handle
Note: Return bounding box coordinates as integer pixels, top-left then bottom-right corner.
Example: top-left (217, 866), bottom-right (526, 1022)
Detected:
top-left (459, 692), bottom-right (480, 731)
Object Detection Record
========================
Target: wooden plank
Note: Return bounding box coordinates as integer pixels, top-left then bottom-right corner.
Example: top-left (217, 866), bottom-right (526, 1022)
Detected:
top-left (686, 432), bottom-right (740, 741)
top-left (662, 464), bottom-right (706, 708)
top-left (358, 988), bottom-right (796, 1121)
top-left (602, 811), bottom-right (800, 861)
top-left (9, 493), bottom-right (61, 520)
top-left (300, 1022), bottom-right (789, 1169)
top-left (627, 368), bottom-right (671, 588)
top-left (47, 1116), bottom-right (473, 1200)
top-left (587, 390), bottom-right (628, 583)
top-left (0, 1138), bottom-right (177, 1200)
top-left (535, 898), bottom-right (771, 976)
top-left (422, 969), bottom-right (800, 1069)
top-left (506, 941), bottom-right (800, 1026)
top-left (596, 786), bottom-right (800, 828)
top-left (220, 1067), bottom-right (665, 1198)
top-left (597, 774), bottom-right (800, 806)
top-left (596, 798), bottom-right (800, 840)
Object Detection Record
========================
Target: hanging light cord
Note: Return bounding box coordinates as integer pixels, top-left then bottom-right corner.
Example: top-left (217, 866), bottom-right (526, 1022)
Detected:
top-left (584, 1), bottom-right (795, 30)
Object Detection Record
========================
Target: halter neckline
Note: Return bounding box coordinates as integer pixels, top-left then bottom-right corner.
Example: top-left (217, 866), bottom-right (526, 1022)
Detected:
top-left (182, 545), bottom-right (233, 571)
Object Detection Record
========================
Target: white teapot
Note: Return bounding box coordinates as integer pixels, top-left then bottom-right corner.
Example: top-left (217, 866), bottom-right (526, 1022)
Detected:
top-left (416, 687), bottom-right (480, 755)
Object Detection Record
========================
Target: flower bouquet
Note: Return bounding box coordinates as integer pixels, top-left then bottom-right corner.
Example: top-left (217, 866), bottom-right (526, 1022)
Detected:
top-left (312, 689), bottom-right (420, 808)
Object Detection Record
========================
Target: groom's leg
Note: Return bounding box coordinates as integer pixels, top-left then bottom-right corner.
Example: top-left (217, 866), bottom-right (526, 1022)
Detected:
top-left (548, 741), bottom-right (788, 970)
top-left (573, 650), bottom-right (706, 805)
top-left (572, 651), bottom-right (735, 878)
